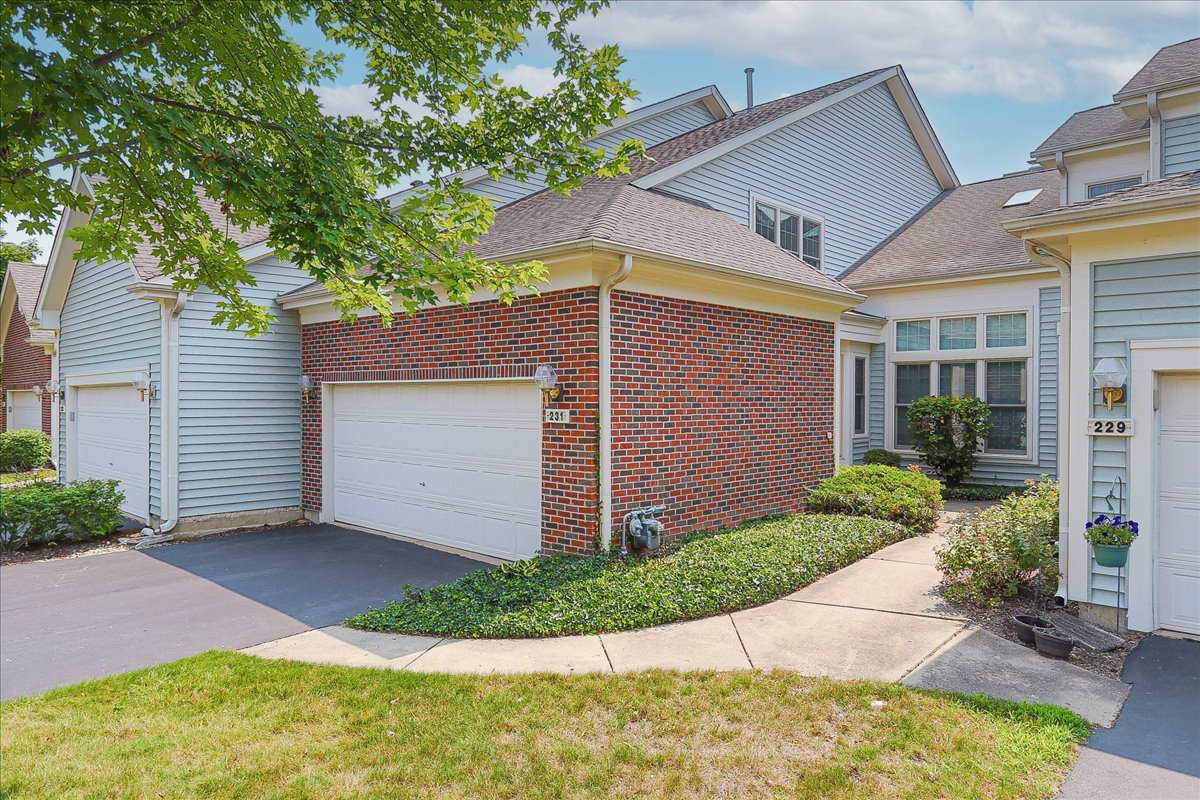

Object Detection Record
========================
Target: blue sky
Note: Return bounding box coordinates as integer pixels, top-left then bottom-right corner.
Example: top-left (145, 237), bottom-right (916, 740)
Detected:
top-left (7, 1), bottom-right (1199, 256)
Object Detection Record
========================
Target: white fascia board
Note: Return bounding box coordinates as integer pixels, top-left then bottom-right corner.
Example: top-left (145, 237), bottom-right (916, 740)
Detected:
top-left (884, 69), bottom-right (959, 189)
top-left (381, 86), bottom-right (733, 209)
top-left (631, 68), bottom-right (904, 190)
top-left (849, 264), bottom-right (1059, 292)
top-left (35, 170), bottom-right (93, 323)
top-left (1003, 193), bottom-right (1200, 234)
top-left (1030, 130), bottom-right (1149, 161)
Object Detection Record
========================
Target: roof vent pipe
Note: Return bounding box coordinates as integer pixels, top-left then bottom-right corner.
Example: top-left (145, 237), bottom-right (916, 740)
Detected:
top-left (744, 67), bottom-right (755, 110)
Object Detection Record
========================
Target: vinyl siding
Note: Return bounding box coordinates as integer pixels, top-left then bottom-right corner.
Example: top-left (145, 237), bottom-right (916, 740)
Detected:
top-left (868, 343), bottom-right (886, 452)
top-left (1088, 253), bottom-right (1200, 607)
top-left (659, 83), bottom-right (943, 277)
top-left (176, 257), bottom-right (307, 516)
top-left (1162, 114), bottom-right (1200, 176)
top-left (57, 259), bottom-right (162, 516)
top-left (465, 100), bottom-right (718, 206)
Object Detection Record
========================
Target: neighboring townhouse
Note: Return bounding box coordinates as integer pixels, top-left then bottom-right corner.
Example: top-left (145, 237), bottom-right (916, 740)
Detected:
top-left (278, 65), bottom-right (957, 559)
top-left (1003, 37), bottom-right (1200, 636)
top-left (1, 261), bottom-right (54, 436)
top-left (33, 172), bottom-right (311, 531)
top-left (837, 168), bottom-right (1063, 486)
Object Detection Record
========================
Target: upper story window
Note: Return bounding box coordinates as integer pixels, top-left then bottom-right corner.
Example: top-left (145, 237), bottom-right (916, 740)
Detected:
top-left (752, 198), bottom-right (822, 270)
top-left (1086, 177), bottom-right (1141, 199)
top-left (895, 320), bottom-right (931, 351)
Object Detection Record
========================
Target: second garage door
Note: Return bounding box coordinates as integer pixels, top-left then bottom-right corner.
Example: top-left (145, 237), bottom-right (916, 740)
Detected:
top-left (74, 384), bottom-right (150, 520)
top-left (330, 381), bottom-right (542, 560)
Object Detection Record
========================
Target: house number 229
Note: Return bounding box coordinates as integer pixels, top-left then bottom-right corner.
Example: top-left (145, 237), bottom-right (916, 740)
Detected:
top-left (1087, 418), bottom-right (1133, 436)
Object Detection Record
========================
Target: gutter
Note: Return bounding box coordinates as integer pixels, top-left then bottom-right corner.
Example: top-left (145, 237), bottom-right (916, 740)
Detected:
top-left (1003, 190), bottom-right (1200, 234)
top-left (1024, 240), bottom-right (1072, 600)
top-left (598, 254), bottom-right (633, 550)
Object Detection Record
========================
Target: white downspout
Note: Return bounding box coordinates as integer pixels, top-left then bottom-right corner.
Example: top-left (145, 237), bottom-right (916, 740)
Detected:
top-left (1025, 240), bottom-right (1071, 599)
top-left (143, 292), bottom-right (188, 535)
top-left (598, 253), bottom-right (633, 550)
top-left (1147, 91), bottom-right (1162, 181)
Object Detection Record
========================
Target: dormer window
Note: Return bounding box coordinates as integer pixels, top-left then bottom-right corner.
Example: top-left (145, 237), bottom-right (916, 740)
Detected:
top-left (752, 198), bottom-right (822, 270)
top-left (1086, 176), bottom-right (1142, 199)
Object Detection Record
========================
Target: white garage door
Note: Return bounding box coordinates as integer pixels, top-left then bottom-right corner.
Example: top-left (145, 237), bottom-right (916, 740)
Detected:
top-left (6, 390), bottom-right (41, 431)
top-left (330, 381), bottom-right (542, 560)
top-left (1158, 373), bottom-right (1200, 635)
top-left (75, 385), bottom-right (149, 520)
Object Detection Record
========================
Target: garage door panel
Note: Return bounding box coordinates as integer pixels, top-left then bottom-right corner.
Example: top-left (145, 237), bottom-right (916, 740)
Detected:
top-left (331, 382), bottom-right (542, 560)
top-left (7, 391), bottom-right (41, 431)
top-left (1158, 374), bottom-right (1200, 635)
top-left (75, 385), bottom-right (148, 520)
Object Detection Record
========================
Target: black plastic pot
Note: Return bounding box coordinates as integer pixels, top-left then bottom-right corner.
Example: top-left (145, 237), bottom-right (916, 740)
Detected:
top-left (1012, 614), bottom-right (1053, 644)
top-left (1033, 626), bottom-right (1076, 659)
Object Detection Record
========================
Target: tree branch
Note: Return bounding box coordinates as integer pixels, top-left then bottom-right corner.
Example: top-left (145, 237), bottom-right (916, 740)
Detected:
top-left (92, 6), bottom-right (202, 70)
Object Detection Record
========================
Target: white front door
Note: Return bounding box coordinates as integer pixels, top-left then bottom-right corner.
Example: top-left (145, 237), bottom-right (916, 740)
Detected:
top-left (329, 381), bottom-right (542, 560)
top-left (74, 384), bottom-right (150, 520)
top-left (1157, 373), bottom-right (1200, 634)
top-left (840, 347), bottom-right (870, 465)
top-left (6, 390), bottom-right (41, 431)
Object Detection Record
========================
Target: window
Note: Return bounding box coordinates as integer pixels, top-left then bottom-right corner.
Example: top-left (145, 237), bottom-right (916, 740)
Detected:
top-left (939, 317), bottom-right (976, 350)
top-left (985, 313), bottom-right (1026, 347)
top-left (894, 363), bottom-right (930, 448)
top-left (853, 357), bottom-right (867, 436)
top-left (986, 361), bottom-right (1027, 453)
top-left (890, 310), bottom-right (1032, 458)
top-left (1087, 177), bottom-right (1141, 199)
top-left (896, 320), bottom-right (930, 351)
top-left (752, 198), bottom-right (822, 269)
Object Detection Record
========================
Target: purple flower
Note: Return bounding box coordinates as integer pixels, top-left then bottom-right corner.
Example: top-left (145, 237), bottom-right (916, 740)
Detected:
top-left (1113, 516), bottom-right (1122, 524)
top-left (1085, 522), bottom-right (1094, 529)
top-left (1095, 514), bottom-right (1108, 523)
top-left (1130, 522), bottom-right (1139, 535)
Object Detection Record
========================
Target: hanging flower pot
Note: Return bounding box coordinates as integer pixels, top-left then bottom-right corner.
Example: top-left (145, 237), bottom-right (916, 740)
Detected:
top-left (1093, 544), bottom-right (1131, 568)
top-left (1083, 514), bottom-right (1139, 568)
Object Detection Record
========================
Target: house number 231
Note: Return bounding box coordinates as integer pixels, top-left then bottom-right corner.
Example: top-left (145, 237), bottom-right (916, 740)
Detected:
top-left (544, 409), bottom-right (571, 423)
top-left (1087, 418), bottom-right (1133, 436)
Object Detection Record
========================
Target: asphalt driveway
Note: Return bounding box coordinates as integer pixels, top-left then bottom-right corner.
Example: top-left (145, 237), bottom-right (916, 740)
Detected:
top-left (0, 524), bottom-right (484, 699)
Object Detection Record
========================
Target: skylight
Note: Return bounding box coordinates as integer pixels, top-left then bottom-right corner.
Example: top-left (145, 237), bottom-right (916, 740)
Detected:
top-left (1003, 189), bottom-right (1043, 208)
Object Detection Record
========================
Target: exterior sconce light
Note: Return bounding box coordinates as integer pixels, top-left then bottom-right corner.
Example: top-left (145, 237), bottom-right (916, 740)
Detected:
top-left (30, 385), bottom-right (43, 398)
top-left (299, 375), bottom-right (315, 403)
top-left (45, 379), bottom-right (63, 401)
top-left (1092, 357), bottom-right (1128, 411)
top-left (131, 371), bottom-right (155, 402)
top-left (533, 364), bottom-right (561, 407)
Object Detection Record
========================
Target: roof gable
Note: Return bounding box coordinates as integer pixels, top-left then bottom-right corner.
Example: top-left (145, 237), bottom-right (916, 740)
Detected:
top-left (1114, 37), bottom-right (1200, 100)
top-left (1032, 103), bottom-right (1150, 157)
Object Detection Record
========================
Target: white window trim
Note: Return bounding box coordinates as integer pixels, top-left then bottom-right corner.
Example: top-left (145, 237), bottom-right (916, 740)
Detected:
top-left (885, 308), bottom-right (1038, 464)
top-left (748, 192), bottom-right (825, 270)
top-left (852, 354), bottom-right (869, 440)
top-left (1084, 173), bottom-right (1146, 200)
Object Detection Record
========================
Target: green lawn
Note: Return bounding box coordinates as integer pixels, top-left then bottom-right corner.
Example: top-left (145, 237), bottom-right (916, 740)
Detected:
top-left (0, 468), bottom-right (56, 486)
top-left (0, 651), bottom-right (1088, 800)
top-left (349, 514), bottom-right (908, 638)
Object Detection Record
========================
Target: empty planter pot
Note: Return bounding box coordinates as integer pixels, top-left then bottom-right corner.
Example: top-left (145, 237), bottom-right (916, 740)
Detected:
top-left (1012, 614), bottom-right (1053, 644)
top-left (1033, 626), bottom-right (1076, 659)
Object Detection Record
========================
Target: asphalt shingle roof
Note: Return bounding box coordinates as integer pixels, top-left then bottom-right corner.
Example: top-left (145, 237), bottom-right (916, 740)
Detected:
top-left (1115, 37), bottom-right (1200, 99)
top-left (283, 69), bottom-right (891, 300)
top-left (4, 261), bottom-right (47, 320)
top-left (1016, 168), bottom-right (1200, 220)
top-left (839, 169), bottom-right (1060, 287)
top-left (1032, 104), bottom-right (1149, 155)
top-left (130, 191), bottom-right (270, 280)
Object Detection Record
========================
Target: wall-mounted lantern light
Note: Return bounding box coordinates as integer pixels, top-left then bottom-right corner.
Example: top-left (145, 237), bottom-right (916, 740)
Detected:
top-left (533, 364), bottom-right (561, 407)
top-left (30, 385), bottom-right (43, 398)
top-left (131, 371), bottom-right (155, 402)
top-left (299, 375), bottom-right (315, 403)
top-left (1092, 357), bottom-right (1128, 411)
top-left (45, 379), bottom-right (63, 401)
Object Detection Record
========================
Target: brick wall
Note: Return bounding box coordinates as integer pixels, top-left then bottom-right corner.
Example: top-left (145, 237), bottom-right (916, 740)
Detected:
top-left (301, 288), bottom-right (601, 553)
top-left (609, 290), bottom-right (835, 543)
top-left (1, 308), bottom-right (52, 434)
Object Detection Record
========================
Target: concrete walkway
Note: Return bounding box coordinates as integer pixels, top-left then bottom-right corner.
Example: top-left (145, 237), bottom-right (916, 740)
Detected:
top-left (244, 521), bottom-right (1130, 726)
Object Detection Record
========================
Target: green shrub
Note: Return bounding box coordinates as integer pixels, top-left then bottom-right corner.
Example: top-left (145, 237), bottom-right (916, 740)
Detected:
top-left (0, 479), bottom-right (124, 551)
top-left (349, 514), bottom-right (907, 638)
top-left (807, 464), bottom-right (944, 533)
top-left (862, 448), bottom-right (901, 468)
top-left (942, 484), bottom-right (1024, 502)
top-left (936, 477), bottom-right (1059, 605)
top-left (906, 396), bottom-right (992, 486)
top-left (0, 429), bottom-right (52, 472)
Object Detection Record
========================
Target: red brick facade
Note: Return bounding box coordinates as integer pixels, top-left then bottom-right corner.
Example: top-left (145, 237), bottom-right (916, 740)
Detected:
top-left (299, 287), bottom-right (836, 554)
top-left (609, 291), bottom-right (835, 542)
top-left (301, 289), bottom-right (601, 553)
top-left (1, 306), bottom-right (52, 434)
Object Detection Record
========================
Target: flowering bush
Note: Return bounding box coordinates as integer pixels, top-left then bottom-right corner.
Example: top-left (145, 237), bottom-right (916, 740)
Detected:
top-left (807, 465), bottom-right (943, 533)
top-left (1083, 514), bottom-right (1139, 547)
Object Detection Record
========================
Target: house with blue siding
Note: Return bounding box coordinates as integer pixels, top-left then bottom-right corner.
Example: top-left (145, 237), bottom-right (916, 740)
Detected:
top-left (32, 172), bottom-right (312, 533)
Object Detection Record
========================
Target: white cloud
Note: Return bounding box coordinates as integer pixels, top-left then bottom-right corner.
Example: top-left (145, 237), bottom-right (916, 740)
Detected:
top-left (572, 0), bottom-right (1197, 102)
top-left (2, 215), bottom-right (56, 263)
top-left (494, 64), bottom-right (563, 96)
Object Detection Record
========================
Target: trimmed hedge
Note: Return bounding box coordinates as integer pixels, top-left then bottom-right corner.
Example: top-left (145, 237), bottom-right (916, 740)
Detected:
top-left (863, 448), bottom-right (902, 468)
top-left (942, 484), bottom-right (1024, 502)
top-left (807, 464), bottom-right (944, 533)
top-left (0, 479), bottom-right (124, 551)
top-left (0, 429), bottom-right (52, 472)
top-left (348, 514), bottom-right (908, 638)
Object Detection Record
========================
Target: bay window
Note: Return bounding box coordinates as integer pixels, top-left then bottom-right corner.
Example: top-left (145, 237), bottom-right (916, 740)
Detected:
top-left (891, 311), bottom-right (1032, 458)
